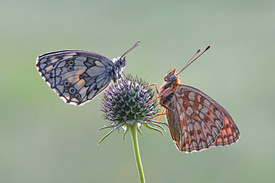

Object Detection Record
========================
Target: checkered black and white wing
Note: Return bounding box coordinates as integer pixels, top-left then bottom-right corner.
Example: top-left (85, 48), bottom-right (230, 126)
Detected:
top-left (36, 50), bottom-right (118, 106)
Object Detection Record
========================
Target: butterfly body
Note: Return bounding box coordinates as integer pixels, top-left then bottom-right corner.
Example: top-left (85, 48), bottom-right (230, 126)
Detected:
top-left (158, 69), bottom-right (240, 152)
top-left (36, 50), bottom-right (126, 106)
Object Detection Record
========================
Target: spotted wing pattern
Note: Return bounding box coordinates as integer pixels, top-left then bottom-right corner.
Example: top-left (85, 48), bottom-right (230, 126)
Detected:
top-left (165, 84), bottom-right (240, 153)
top-left (213, 105), bottom-right (240, 146)
top-left (36, 50), bottom-right (115, 106)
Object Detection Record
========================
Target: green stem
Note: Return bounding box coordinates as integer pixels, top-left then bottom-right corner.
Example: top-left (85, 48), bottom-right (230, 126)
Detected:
top-left (129, 122), bottom-right (145, 183)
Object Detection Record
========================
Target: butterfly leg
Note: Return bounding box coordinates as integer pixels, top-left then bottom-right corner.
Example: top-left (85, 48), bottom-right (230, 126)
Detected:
top-left (157, 108), bottom-right (166, 121)
top-left (149, 107), bottom-right (168, 128)
top-left (145, 84), bottom-right (174, 120)
top-left (149, 104), bottom-right (174, 121)
top-left (149, 110), bottom-right (173, 121)
top-left (145, 83), bottom-right (159, 94)
top-left (144, 87), bottom-right (171, 105)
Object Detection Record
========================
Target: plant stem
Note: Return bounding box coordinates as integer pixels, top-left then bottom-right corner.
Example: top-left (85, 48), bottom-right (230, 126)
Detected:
top-left (129, 122), bottom-right (145, 183)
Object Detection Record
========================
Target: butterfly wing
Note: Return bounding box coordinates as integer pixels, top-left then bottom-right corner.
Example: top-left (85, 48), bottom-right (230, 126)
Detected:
top-left (165, 84), bottom-right (240, 152)
top-left (213, 104), bottom-right (240, 146)
top-left (36, 50), bottom-right (115, 106)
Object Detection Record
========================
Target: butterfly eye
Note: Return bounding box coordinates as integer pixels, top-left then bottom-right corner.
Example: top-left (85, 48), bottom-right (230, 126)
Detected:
top-left (169, 75), bottom-right (177, 81)
top-left (120, 58), bottom-right (126, 67)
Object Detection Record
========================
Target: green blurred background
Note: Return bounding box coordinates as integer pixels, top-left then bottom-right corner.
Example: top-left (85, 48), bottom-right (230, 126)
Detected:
top-left (1, 0), bottom-right (274, 182)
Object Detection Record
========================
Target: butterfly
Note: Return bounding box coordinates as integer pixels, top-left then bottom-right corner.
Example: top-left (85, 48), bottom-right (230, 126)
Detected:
top-left (148, 46), bottom-right (240, 153)
top-left (36, 41), bottom-right (140, 106)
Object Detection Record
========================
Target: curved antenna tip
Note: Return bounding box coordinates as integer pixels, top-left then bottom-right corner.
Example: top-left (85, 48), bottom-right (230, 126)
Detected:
top-left (178, 44), bottom-right (211, 75)
top-left (120, 41), bottom-right (141, 58)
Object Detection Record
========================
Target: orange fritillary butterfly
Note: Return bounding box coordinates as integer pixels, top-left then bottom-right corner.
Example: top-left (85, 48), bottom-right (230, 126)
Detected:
top-left (148, 46), bottom-right (240, 153)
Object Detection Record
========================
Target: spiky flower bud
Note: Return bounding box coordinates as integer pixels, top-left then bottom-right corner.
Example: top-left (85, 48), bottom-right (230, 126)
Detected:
top-left (99, 75), bottom-right (166, 143)
top-left (102, 76), bottom-right (157, 122)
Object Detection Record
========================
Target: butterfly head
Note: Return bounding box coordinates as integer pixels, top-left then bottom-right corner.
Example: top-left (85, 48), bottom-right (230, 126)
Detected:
top-left (110, 57), bottom-right (126, 82)
top-left (117, 57), bottom-right (126, 67)
top-left (164, 69), bottom-right (180, 83)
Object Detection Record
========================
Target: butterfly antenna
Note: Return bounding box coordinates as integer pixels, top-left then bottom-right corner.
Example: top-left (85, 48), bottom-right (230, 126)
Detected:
top-left (120, 41), bottom-right (141, 58)
top-left (178, 45), bottom-right (211, 75)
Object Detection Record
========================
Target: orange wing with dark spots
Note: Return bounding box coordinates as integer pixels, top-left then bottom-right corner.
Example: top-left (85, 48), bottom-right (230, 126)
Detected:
top-left (165, 84), bottom-right (240, 153)
top-left (213, 105), bottom-right (240, 146)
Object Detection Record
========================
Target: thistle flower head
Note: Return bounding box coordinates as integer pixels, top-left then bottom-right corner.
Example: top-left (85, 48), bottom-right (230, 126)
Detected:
top-left (98, 75), bottom-right (167, 143)
top-left (102, 75), bottom-right (157, 123)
